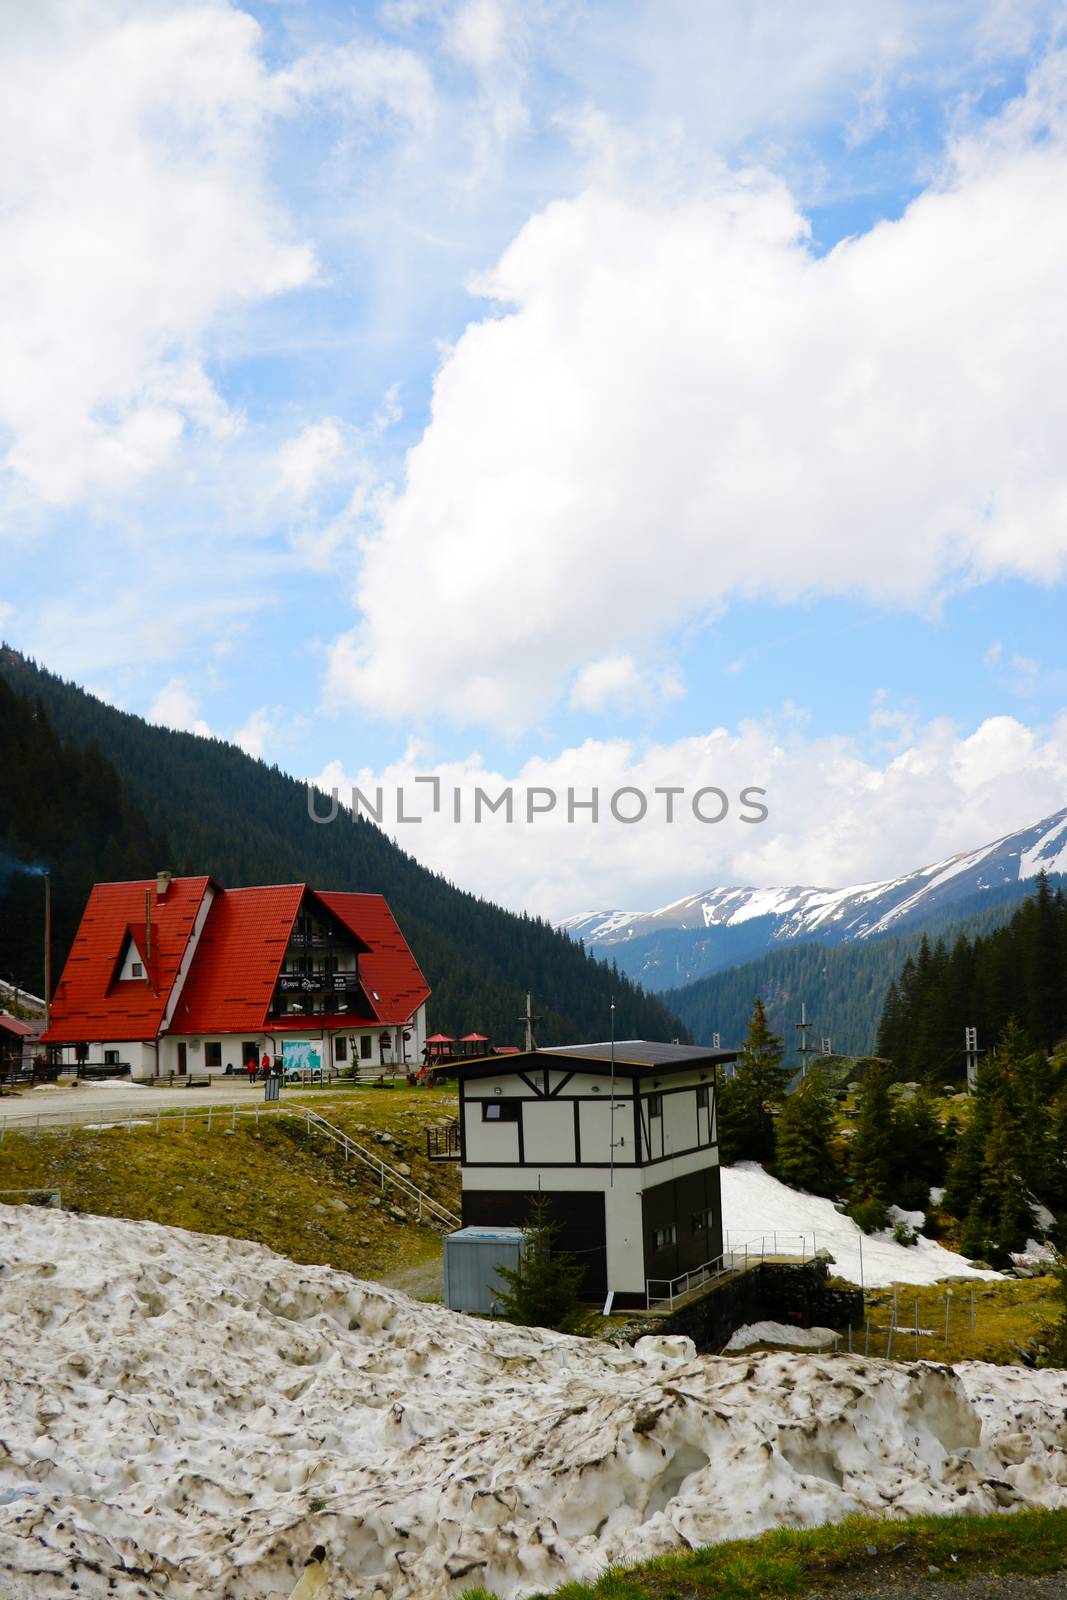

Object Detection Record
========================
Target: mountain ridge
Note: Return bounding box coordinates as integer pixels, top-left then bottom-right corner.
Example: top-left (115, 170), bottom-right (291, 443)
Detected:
top-left (561, 806), bottom-right (1067, 991)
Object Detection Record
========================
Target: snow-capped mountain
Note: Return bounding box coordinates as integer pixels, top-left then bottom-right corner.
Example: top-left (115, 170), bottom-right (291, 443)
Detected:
top-left (559, 805), bottom-right (1067, 989)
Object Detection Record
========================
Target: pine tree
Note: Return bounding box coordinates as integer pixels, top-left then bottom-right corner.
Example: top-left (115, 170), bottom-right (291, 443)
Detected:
top-left (492, 1196), bottom-right (592, 1334)
top-left (773, 1068), bottom-right (840, 1195)
top-left (848, 1063), bottom-right (895, 1206)
top-left (717, 997), bottom-right (788, 1164)
top-left (891, 1086), bottom-right (948, 1210)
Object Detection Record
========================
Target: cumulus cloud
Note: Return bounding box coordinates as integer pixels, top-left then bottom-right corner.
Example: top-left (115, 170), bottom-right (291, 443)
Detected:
top-left (326, 51), bottom-right (1067, 730)
top-left (569, 653), bottom-right (683, 713)
top-left (313, 707), bottom-right (1067, 918)
top-left (233, 706), bottom-right (275, 759)
top-left (148, 678), bottom-right (211, 737)
top-left (0, 1), bottom-right (430, 507)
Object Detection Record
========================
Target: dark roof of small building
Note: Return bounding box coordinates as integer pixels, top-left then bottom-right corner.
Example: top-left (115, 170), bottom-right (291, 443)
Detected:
top-left (0, 1013), bottom-right (39, 1039)
top-left (540, 1040), bottom-right (736, 1067)
top-left (451, 1039), bottom-right (736, 1078)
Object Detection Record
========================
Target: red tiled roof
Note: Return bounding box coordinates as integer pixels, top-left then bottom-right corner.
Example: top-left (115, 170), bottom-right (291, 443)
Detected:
top-left (0, 1014), bottom-right (39, 1039)
top-left (316, 891), bottom-right (431, 1026)
top-left (173, 884), bottom-right (305, 1036)
top-left (42, 878), bottom-right (213, 1043)
top-left (43, 879), bottom-right (429, 1043)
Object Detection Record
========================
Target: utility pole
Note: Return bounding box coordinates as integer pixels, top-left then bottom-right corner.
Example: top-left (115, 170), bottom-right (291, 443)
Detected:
top-left (796, 1002), bottom-right (815, 1077)
top-left (608, 998), bottom-right (616, 1188)
top-left (821, 1036), bottom-right (832, 1056)
top-left (965, 1026), bottom-right (979, 1094)
top-left (518, 991), bottom-right (541, 1052)
top-left (43, 870), bottom-right (51, 1035)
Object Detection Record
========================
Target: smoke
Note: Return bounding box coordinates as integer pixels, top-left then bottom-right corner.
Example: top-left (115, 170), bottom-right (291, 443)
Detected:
top-left (0, 851), bottom-right (49, 880)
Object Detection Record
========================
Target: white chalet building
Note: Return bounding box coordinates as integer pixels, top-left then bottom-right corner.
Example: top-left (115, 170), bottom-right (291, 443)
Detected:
top-left (447, 1040), bottom-right (737, 1307)
top-left (42, 873), bottom-right (429, 1077)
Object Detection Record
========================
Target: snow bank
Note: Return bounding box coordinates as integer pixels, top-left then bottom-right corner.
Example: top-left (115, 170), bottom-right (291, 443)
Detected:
top-left (724, 1321), bottom-right (840, 1352)
top-left (2, 1205), bottom-right (1065, 1600)
top-left (721, 1163), bottom-right (1001, 1288)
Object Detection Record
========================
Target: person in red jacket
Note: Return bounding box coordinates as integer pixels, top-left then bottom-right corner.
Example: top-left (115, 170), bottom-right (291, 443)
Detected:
top-left (246, 1056), bottom-right (257, 1085)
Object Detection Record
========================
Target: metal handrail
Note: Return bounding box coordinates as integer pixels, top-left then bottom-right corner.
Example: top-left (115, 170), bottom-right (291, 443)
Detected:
top-left (645, 1231), bottom-right (815, 1310)
top-left (301, 1110), bottom-right (460, 1230)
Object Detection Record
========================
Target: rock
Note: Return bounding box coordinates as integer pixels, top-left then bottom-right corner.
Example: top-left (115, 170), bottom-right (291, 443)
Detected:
top-left (327, 1197), bottom-right (349, 1213)
top-left (393, 1162), bottom-right (412, 1178)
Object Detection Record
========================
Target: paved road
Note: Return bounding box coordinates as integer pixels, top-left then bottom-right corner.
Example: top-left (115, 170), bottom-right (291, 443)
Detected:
top-left (0, 1080), bottom-right (345, 1128)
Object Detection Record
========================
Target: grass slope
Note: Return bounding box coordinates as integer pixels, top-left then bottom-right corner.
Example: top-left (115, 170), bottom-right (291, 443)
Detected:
top-left (462, 1508), bottom-right (1067, 1599)
top-left (0, 1087), bottom-right (460, 1285)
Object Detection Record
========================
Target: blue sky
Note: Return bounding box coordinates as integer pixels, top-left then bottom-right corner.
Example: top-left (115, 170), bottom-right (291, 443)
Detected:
top-left (2, 0), bottom-right (1067, 915)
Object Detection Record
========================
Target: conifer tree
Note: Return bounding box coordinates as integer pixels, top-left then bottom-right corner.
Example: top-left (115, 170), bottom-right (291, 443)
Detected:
top-left (773, 1067), bottom-right (840, 1195)
top-left (848, 1063), bottom-right (895, 1207)
top-left (717, 997), bottom-right (788, 1164)
top-left (492, 1196), bottom-right (592, 1334)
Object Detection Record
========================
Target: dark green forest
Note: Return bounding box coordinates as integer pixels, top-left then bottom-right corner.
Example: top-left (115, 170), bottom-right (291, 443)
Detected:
top-left (0, 648), bottom-right (681, 1045)
top-left (877, 875), bottom-right (1067, 1076)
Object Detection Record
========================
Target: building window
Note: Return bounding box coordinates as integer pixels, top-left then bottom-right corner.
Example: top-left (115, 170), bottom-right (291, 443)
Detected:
top-left (204, 1042), bottom-right (222, 1069)
top-left (691, 1208), bottom-right (713, 1233)
top-left (131, 962), bottom-right (143, 978)
top-left (334, 1035), bottom-right (348, 1061)
top-left (648, 1093), bottom-right (662, 1119)
top-left (482, 1100), bottom-right (520, 1122)
top-left (696, 1085), bottom-right (709, 1110)
top-left (103, 1049), bottom-right (119, 1065)
top-left (360, 1035), bottom-right (372, 1059)
top-left (653, 1223), bottom-right (676, 1249)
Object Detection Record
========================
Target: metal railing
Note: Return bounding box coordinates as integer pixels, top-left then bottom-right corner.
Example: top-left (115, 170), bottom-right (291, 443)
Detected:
top-left (645, 1231), bottom-right (818, 1310)
top-left (425, 1121), bottom-right (461, 1161)
top-left (0, 1102), bottom-right (460, 1233)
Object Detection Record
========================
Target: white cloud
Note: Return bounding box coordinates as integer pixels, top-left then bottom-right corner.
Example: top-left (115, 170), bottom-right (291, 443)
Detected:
top-left (148, 678), bottom-right (211, 737)
top-left (569, 653), bottom-right (683, 713)
top-left (233, 706), bottom-right (275, 759)
top-left (0, 1), bottom-right (431, 507)
top-left (312, 708), bottom-right (1067, 918)
top-left (327, 51), bottom-right (1067, 731)
top-left (274, 420), bottom-right (354, 506)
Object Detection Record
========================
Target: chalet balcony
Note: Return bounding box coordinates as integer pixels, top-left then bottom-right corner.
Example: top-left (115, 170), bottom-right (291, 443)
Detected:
top-left (425, 1121), bottom-right (461, 1162)
top-left (276, 971), bottom-right (358, 995)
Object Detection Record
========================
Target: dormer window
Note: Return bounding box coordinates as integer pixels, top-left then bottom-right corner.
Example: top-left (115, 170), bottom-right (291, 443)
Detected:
top-left (131, 962), bottom-right (143, 978)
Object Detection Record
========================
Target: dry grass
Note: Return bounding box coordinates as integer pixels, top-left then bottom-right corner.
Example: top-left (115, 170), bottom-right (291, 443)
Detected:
top-left (0, 1087), bottom-right (460, 1288)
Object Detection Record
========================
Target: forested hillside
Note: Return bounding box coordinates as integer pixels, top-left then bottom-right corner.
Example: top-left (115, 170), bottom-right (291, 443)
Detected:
top-left (877, 875), bottom-right (1067, 1076)
top-left (0, 649), bottom-right (681, 1044)
top-left (665, 886), bottom-right (1043, 1061)
top-left (0, 675), bottom-right (169, 995)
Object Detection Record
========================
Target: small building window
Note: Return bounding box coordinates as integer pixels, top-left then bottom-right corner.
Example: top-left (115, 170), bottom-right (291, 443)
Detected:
top-left (334, 1035), bottom-right (348, 1061)
top-left (653, 1223), bottom-right (676, 1249)
top-left (648, 1093), bottom-right (662, 1119)
top-left (696, 1085), bottom-right (709, 1110)
top-left (360, 1035), bottom-right (372, 1059)
top-left (691, 1208), bottom-right (713, 1233)
top-left (482, 1100), bottom-right (520, 1122)
top-left (204, 1042), bottom-right (222, 1069)
top-left (103, 1049), bottom-right (119, 1065)
top-left (131, 962), bottom-right (143, 978)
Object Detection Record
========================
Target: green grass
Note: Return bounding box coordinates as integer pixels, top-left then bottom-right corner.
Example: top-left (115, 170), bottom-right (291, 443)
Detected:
top-left (460, 1508), bottom-right (1067, 1599)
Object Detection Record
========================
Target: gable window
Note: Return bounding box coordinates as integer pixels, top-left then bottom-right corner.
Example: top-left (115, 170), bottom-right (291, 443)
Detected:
top-left (648, 1093), bottom-right (662, 1119)
top-left (653, 1223), bottom-right (676, 1249)
top-left (482, 1100), bottom-right (520, 1122)
top-left (696, 1085), bottom-right (709, 1110)
top-left (131, 962), bottom-right (143, 979)
top-left (204, 1042), bottom-right (222, 1069)
top-left (334, 1035), bottom-right (348, 1061)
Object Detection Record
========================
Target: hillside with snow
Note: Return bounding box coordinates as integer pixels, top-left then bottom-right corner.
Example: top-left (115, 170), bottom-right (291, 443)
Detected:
top-left (2, 1204), bottom-right (1065, 1599)
top-left (560, 806), bottom-right (1067, 990)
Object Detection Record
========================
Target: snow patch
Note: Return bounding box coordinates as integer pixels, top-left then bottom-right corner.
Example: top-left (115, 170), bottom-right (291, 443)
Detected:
top-left (724, 1321), bottom-right (840, 1352)
top-left (722, 1165), bottom-right (1000, 1288)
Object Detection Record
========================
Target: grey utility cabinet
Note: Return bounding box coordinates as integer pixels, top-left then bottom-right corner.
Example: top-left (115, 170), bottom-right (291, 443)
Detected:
top-left (443, 1226), bottom-right (527, 1313)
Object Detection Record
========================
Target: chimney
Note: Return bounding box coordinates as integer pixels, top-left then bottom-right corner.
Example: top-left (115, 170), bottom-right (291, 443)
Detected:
top-left (156, 870), bottom-right (173, 900)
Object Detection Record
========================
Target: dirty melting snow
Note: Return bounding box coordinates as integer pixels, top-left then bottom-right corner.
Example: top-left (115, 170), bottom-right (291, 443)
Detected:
top-left (2, 1207), bottom-right (1066, 1600)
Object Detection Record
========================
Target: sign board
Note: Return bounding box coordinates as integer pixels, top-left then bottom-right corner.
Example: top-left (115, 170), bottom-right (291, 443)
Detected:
top-left (282, 1039), bottom-right (322, 1075)
top-left (279, 974), bottom-right (353, 994)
